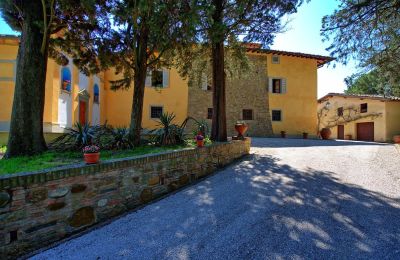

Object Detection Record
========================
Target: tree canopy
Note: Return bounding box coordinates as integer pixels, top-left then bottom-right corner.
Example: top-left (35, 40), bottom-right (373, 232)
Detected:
top-left (322, 0), bottom-right (400, 96)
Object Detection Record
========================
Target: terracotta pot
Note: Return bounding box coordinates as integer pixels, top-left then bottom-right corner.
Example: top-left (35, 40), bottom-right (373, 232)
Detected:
top-left (393, 135), bottom-right (400, 144)
top-left (320, 128), bottom-right (332, 140)
top-left (303, 133), bottom-right (308, 139)
top-left (280, 131), bottom-right (286, 138)
top-left (235, 123), bottom-right (248, 138)
top-left (196, 139), bottom-right (204, 147)
top-left (84, 152), bottom-right (100, 164)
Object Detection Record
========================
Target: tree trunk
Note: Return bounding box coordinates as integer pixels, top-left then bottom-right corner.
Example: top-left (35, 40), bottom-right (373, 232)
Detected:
top-left (210, 0), bottom-right (227, 142)
top-left (5, 2), bottom-right (48, 158)
top-left (129, 25), bottom-right (149, 146)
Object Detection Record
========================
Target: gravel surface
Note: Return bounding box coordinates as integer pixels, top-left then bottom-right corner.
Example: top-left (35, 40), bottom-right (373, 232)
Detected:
top-left (32, 138), bottom-right (400, 260)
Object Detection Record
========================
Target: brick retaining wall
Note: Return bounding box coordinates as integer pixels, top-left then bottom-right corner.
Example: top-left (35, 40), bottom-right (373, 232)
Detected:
top-left (0, 139), bottom-right (250, 258)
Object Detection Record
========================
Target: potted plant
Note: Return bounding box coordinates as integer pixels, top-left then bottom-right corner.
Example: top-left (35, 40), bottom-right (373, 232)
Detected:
top-left (82, 145), bottom-right (100, 164)
top-left (280, 131), bottom-right (286, 138)
top-left (393, 134), bottom-right (400, 144)
top-left (345, 134), bottom-right (352, 140)
top-left (234, 121), bottom-right (248, 139)
top-left (195, 134), bottom-right (204, 147)
top-left (62, 80), bottom-right (70, 91)
top-left (320, 128), bottom-right (331, 140)
top-left (302, 132), bottom-right (308, 139)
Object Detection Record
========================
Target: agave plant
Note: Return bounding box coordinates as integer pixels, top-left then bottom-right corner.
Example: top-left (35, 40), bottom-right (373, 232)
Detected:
top-left (111, 127), bottom-right (133, 150)
top-left (48, 122), bottom-right (96, 151)
top-left (150, 112), bottom-right (186, 146)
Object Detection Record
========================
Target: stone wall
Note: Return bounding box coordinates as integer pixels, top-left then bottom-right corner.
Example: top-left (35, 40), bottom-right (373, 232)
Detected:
top-left (0, 139), bottom-right (250, 259)
top-left (187, 54), bottom-right (273, 137)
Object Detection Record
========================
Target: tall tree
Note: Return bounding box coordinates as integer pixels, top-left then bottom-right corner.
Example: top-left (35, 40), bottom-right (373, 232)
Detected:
top-left (177, 0), bottom-right (305, 141)
top-left (103, 0), bottom-right (196, 146)
top-left (345, 70), bottom-right (394, 96)
top-left (322, 0), bottom-right (400, 96)
top-left (0, 0), bottom-right (110, 158)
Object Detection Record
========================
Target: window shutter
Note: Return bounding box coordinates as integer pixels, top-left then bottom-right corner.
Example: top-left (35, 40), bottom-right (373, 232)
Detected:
top-left (281, 78), bottom-right (287, 93)
top-left (162, 68), bottom-right (169, 88)
top-left (268, 78), bottom-right (273, 93)
top-left (201, 74), bottom-right (208, 90)
top-left (145, 70), bottom-right (152, 87)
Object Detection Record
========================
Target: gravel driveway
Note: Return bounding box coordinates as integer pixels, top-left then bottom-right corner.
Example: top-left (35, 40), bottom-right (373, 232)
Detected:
top-left (32, 138), bottom-right (400, 260)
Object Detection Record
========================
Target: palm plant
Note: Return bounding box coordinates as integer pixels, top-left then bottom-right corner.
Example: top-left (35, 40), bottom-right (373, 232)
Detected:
top-left (111, 127), bottom-right (133, 150)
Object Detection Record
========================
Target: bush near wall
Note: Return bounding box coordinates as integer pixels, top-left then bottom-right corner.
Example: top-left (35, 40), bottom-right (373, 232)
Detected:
top-left (0, 138), bottom-right (250, 259)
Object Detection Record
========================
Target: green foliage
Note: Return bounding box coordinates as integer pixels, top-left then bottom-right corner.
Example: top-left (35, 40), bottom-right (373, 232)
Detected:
top-left (0, 146), bottom-right (6, 154)
top-left (192, 119), bottom-right (210, 137)
top-left (48, 122), bottom-right (95, 151)
top-left (49, 123), bottom-right (136, 151)
top-left (322, 0), bottom-right (400, 96)
top-left (150, 112), bottom-right (187, 146)
top-left (173, 0), bottom-right (305, 86)
top-left (0, 145), bottom-right (186, 175)
top-left (110, 127), bottom-right (134, 150)
top-left (345, 70), bottom-right (394, 96)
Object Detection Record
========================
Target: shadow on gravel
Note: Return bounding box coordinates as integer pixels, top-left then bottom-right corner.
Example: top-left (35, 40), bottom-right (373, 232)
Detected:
top-left (215, 154), bottom-right (400, 259)
top-left (251, 137), bottom-right (392, 148)
top-left (163, 154), bottom-right (400, 259)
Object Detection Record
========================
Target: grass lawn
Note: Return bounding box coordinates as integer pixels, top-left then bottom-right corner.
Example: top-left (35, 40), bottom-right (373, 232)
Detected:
top-left (0, 145), bottom-right (188, 175)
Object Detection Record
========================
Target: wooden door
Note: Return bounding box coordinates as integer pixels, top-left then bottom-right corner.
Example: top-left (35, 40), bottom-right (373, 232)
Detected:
top-left (357, 122), bottom-right (374, 141)
top-left (337, 125), bottom-right (344, 139)
top-left (79, 101), bottom-right (87, 125)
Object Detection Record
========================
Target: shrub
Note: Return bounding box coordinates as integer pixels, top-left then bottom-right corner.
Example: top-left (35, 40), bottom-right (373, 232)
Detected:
top-left (82, 145), bottom-right (100, 154)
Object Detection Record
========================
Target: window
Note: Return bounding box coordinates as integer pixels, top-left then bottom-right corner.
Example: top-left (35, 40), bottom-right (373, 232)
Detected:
top-left (272, 55), bottom-right (280, 64)
top-left (337, 107), bottom-right (343, 116)
top-left (272, 110), bottom-right (282, 121)
top-left (61, 67), bottom-right (71, 92)
top-left (207, 108), bottom-right (213, 119)
top-left (360, 103), bottom-right (368, 113)
top-left (272, 79), bottom-right (282, 93)
top-left (93, 84), bottom-right (99, 103)
top-left (151, 70), bottom-right (163, 87)
top-left (242, 109), bottom-right (253, 120)
top-left (150, 106), bottom-right (163, 119)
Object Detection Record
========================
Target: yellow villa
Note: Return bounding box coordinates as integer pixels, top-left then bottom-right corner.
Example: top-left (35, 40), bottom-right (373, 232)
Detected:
top-left (318, 93), bottom-right (400, 142)
top-left (0, 35), bottom-right (333, 145)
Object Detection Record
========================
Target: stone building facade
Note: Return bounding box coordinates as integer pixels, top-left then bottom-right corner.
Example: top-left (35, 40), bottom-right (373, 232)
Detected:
top-left (187, 54), bottom-right (274, 137)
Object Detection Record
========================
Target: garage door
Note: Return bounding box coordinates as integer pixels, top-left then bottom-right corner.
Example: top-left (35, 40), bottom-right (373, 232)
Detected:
top-left (357, 122), bottom-right (374, 141)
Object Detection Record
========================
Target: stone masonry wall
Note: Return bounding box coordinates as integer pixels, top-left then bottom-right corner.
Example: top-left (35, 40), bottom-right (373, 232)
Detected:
top-left (0, 139), bottom-right (250, 259)
top-left (187, 54), bottom-right (273, 137)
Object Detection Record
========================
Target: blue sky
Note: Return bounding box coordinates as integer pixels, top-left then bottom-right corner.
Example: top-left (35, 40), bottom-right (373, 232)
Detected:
top-left (0, 0), bottom-right (355, 97)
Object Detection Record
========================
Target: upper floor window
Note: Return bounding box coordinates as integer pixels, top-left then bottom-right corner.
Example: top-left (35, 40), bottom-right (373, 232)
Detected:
top-left (272, 79), bottom-right (281, 93)
top-left (242, 109), bottom-right (253, 120)
top-left (337, 107), bottom-right (343, 116)
top-left (272, 110), bottom-right (282, 121)
top-left (272, 55), bottom-right (280, 64)
top-left (93, 84), bottom-right (99, 103)
top-left (61, 67), bottom-right (71, 92)
top-left (360, 103), bottom-right (368, 113)
top-left (207, 108), bottom-right (213, 119)
top-left (201, 74), bottom-right (213, 91)
top-left (150, 106), bottom-right (163, 119)
top-left (146, 69), bottom-right (169, 88)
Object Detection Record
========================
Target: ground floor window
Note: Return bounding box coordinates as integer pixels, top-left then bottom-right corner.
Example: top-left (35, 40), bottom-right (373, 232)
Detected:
top-left (207, 108), bottom-right (213, 119)
top-left (242, 109), bottom-right (253, 120)
top-left (272, 110), bottom-right (282, 121)
top-left (150, 106), bottom-right (163, 119)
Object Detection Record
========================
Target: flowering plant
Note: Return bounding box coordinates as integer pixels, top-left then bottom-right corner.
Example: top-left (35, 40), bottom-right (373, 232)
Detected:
top-left (82, 145), bottom-right (100, 154)
top-left (195, 134), bottom-right (204, 141)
